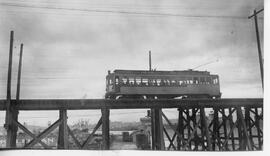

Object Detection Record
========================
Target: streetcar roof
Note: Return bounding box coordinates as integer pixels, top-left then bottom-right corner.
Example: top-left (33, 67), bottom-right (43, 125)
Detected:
top-left (112, 69), bottom-right (212, 75)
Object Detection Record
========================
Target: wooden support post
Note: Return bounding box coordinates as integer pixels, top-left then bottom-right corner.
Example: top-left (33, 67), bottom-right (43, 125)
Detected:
top-left (155, 109), bottom-right (165, 150)
top-left (245, 107), bottom-right (253, 147)
top-left (177, 108), bottom-right (184, 150)
top-left (229, 108), bottom-right (236, 150)
top-left (150, 108), bottom-right (155, 149)
top-left (192, 108), bottom-right (198, 150)
top-left (212, 108), bottom-right (219, 150)
top-left (58, 109), bottom-right (68, 149)
top-left (237, 110), bottom-right (243, 150)
top-left (154, 109), bottom-right (160, 149)
top-left (237, 107), bottom-right (252, 150)
top-left (187, 109), bottom-right (192, 150)
top-left (151, 108), bottom-right (165, 150)
top-left (255, 108), bottom-right (262, 149)
top-left (5, 31), bottom-right (15, 148)
top-left (222, 109), bottom-right (228, 150)
top-left (200, 107), bottom-right (212, 151)
top-left (101, 108), bottom-right (110, 150)
top-left (185, 109), bottom-right (191, 149)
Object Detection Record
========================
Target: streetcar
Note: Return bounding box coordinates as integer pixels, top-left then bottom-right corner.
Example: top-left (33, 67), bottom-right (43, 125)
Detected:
top-left (105, 69), bottom-right (221, 99)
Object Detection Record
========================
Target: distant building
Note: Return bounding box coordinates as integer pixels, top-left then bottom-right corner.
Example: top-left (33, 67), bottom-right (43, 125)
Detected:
top-left (0, 132), bottom-right (58, 148)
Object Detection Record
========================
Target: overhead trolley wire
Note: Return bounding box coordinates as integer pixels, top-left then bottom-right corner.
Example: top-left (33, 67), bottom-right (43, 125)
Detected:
top-left (0, 2), bottom-right (249, 19)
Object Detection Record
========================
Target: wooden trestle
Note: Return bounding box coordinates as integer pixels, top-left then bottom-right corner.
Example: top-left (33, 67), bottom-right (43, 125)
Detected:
top-left (0, 98), bottom-right (263, 150)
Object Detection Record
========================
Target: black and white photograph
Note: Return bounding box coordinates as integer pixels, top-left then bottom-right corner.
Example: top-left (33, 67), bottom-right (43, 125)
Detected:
top-left (0, 0), bottom-right (266, 154)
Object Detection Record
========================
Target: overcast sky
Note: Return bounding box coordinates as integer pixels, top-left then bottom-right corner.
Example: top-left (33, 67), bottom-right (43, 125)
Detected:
top-left (0, 0), bottom-right (264, 125)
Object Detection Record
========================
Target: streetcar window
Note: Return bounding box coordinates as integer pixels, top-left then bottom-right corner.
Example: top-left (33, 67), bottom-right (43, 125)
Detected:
top-left (163, 80), bottom-right (167, 86)
top-left (160, 79), bottom-right (165, 86)
top-left (148, 79), bottom-right (152, 86)
top-left (109, 79), bottom-right (112, 85)
top-left (152, 79), bottom-right (157, 86)
top-left (171, 80), bottom-right (176, 86)
top-left (115, 77), bottom-right (119, 85)
top-left (122, 77), bottom-right (127, 85)
top-left (206, 77), bottom-right (211, 84)
top-left (129, 78), bottom-right (135, 86)
top-left (187, 78), bottom-right (193, 84)
top-left (156, 79), bottom-right (161, 86)
top-left (142, 78), bottom-right (148, 86)
top-left (213, 77), bottom-right (219, 84)
top-left (182, 78), bottom-right (187, 85)
top-left (166, 80), bottom-right (170, 86)
top-left (193, 77), bottom-right (199, 84)
top-left (136, 78), bottom-right (141, 85)
top-left (200, 77), bottom-right (206, 84)
top-left (179, 80), bottom-right (183, 85)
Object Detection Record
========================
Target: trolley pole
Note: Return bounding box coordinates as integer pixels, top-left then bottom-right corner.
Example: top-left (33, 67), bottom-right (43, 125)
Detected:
top-left (149, 50), bottom-right (152, 71)
top-left (248, 9), bottom-right (264, 89)
top-left (148, 51), bottom-right (165, 150)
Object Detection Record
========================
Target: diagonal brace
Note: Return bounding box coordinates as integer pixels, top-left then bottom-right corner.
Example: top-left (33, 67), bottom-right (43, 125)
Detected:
top-left (82, 117), bottom-right (102, 149)
top-left (12, 119), bottom-right (49, 148)
top-left (67, 126), bottom-right (82, 148)
top-left (24, 118), bottom-right (62, 148)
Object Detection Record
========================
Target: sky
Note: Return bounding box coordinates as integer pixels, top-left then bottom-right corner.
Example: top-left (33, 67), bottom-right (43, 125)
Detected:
top-left (0, 0), bottom-right (264, 125)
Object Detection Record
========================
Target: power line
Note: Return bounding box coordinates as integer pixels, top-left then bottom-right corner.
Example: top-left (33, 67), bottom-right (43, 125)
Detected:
top-left (0, 2), bottom-right (248, 19)
top-left (1, 0), bottom-right (198, 10)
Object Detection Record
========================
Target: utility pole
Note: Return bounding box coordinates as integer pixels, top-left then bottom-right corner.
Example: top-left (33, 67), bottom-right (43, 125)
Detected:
top-left (5, 31), bottom-right (14, 148)
top-left (248, 9), bottom-right (264, 89)
top-left (10, 43), bottom-right (24, 147)
top-left (16, 44), bottom-right (23, 103)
